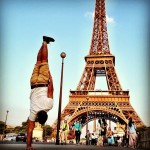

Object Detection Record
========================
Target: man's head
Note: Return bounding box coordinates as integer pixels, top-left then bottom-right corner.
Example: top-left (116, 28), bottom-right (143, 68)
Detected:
top-left (37, 111), bottom-right (48, 125)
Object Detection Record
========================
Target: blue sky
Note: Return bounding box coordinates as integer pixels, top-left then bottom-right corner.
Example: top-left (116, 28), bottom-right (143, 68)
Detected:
top-left (0, 0), bottom-right (149, 129)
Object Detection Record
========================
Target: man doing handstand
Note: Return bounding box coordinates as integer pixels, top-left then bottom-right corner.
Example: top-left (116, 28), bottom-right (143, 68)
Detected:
top-left (26, 36), bottom-right (55, 150)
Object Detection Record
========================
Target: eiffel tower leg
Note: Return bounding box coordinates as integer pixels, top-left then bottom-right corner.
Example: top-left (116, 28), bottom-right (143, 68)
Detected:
top-left (93, 117), bottom-right (96, 132)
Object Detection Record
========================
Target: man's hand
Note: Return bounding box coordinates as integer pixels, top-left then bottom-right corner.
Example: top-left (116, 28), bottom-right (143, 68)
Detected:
top-left (26, 119), bottom-right (35, 149)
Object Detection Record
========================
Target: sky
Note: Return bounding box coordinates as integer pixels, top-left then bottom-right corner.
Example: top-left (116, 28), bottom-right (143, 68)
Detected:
top-left (0, 0), bottom-right (150, 131)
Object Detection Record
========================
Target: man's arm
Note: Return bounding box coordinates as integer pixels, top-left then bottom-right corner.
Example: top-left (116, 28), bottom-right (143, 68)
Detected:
top-left (47, 71), bottom-right (54, 98)
top-left (26, 119), bottom-right (35, 149)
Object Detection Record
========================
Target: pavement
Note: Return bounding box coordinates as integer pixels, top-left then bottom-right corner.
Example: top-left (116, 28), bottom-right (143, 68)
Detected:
top-left (0, 143), bottom-right (146, 150)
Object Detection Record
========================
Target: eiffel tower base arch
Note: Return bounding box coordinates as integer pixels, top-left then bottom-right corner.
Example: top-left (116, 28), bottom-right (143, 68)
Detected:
top-left (50, 91), bottom-right (145, 139)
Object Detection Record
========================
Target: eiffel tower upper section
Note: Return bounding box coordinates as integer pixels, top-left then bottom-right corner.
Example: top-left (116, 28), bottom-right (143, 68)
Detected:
top-left (89, 0), bottom-right (110, 56)
top-left (75, 0), bottom-right (124, 94)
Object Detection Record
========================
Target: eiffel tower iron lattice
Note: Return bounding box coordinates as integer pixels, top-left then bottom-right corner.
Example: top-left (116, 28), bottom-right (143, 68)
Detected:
top-left (51, 0), bottom-right (144, 138)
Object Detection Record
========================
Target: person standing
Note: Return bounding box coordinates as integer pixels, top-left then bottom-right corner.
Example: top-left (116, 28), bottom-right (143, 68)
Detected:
top-left (113, 127), bottom-right (118, 145)
top-left (106, 127), bottom-right (113, 145)
top-left (91, 132), bottom-right (96, 145)
top-left (95, 127), bottom-right (100, 145)
top-left (101, 118), bottom-right (107, 136)
top-left (61, 120), bottom-right (69, 145)
top-left (67, 126), bottom-right (75, 143)
top-left (100, 118), bottom-right (107, 145)
top-left (26, 36), bottom-right (54, 150)
top-left (86, 130), bottom-right (91, 145)
top-left (122, 125), bottom-right (129, 147)
top-left (59, 128), bottom-right (63, 144)
top-left (127, 118), bottom-right (137, 149)
top-left (74, 120), bottom-right (82, 144)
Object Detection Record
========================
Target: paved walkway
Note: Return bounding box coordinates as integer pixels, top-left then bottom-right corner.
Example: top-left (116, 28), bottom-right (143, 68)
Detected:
top-left (0, 143), bottom-right (145, 150)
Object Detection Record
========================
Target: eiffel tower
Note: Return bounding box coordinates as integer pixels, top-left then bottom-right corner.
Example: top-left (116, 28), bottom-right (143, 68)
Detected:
top-left (51, 0), bottom-right (144, 136)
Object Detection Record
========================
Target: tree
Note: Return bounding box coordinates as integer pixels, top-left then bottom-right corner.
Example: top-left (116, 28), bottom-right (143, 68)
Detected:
top-left (5, 127), bottom-right (14, 134)
top-left (42, 125), bottom-right (52, 138)
top-left (22, 121), bottom-right (28, 127)
top-left (13, 126), bottom-right (22, 134)
top-left (12, 121), bottom-right (28, 133)
top-left (0, 121), bottom-right (5, 134)
top-left (21, 121), bottom-right (28, 133)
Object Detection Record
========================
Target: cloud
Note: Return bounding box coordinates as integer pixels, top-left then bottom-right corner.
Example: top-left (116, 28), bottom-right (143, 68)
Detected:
top-left (106, 14), bottom-right (114, 23)
top-left (84, 11), bottom-right (114, 23)
top-left (84, 11), bottom-right (94, 19)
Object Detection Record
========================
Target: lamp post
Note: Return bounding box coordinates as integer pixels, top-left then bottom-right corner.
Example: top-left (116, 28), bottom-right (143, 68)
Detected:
top-left (56, 52), bottom-right (66, 145)
top-left (86, 97), bottom-right (89, 145)
top-left (3, 110), bottom-right (9, 136)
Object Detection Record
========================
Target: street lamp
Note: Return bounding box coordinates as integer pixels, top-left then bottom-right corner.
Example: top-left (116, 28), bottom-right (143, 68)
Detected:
top-left (86, 97), bottom-right (89, 145)
top-left (3, 110), bottom-right (9, 136)
top-left (56, 52), bottom-right (66, 145)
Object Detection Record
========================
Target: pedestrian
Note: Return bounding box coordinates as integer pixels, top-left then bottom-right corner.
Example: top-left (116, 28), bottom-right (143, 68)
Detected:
top-left (98, 118), bottom-right (101, 135)
top-left (117, 136), bottom-right (122, 147)
top-left (122, 125), bottom-right (129, 147)
top-left (113, 127), bottom-right (118, 145)
top-left (127, 118), bottom-right (137, 149)
top-left (74, 120), bottom-right (82, 144)
top-left (100, 118), bottom-right (107, 145)
top-left (59, 128), bottom-right (63, 144)
top-left (106, 127), bottom-right (113, 145)
top-left (95, 127), bottom-right (100, 145)
top-left (67, 126), bottom-right (75, 143)
top-left (61, 120), bottom-right (69, 145)
top-left (97, 136), bottom-right (103, 146)
top-left (26, 36), bottom-right (54, 150)
top-left (86, 130), bottom-right (91, 145)
top-left (91, 132), bottom-right (96, 145)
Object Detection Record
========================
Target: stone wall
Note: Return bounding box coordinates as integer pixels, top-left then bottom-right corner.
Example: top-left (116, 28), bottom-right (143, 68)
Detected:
top-left (138, 127), bottom-right (150, 149)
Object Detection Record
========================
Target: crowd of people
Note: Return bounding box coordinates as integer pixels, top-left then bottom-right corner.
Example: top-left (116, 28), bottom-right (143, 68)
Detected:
top-left (85, 118), bottom-right (138, 149)
top-left (59, 117), bottom-right (138, 149)
top-left (59, 120), bottom-right (82, 145)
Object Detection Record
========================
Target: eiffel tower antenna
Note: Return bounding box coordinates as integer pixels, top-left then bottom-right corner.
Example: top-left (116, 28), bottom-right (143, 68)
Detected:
top-left (51, 0), bottom-right (145, 139)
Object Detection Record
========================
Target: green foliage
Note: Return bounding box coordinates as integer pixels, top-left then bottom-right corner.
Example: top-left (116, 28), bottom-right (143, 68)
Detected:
top-left (42, 125), bottom-right (52, 138)
top-left (5, 127), bottom-right (14, 134)
top-left (0, 120), bottom-right (28, 134)
top-left (12, 120), bottom-right (28, 133)
top-left (21, 121), bottom-right (28, 133)
top-left (0, 121), bottom-right (15, 134)
top-left (13, 126), bottom-right (22, 133)
top-left (0, 120), bottom-right (53, 137)
top-left (0, 121), bottom-right (5, 134)
top-left (22, 121), bottom-right (28, 127)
